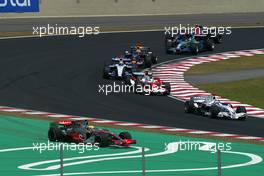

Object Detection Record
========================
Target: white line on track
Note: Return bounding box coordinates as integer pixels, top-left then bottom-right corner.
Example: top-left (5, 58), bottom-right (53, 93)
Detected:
top-left (25, 141), bottom-right (262, 176)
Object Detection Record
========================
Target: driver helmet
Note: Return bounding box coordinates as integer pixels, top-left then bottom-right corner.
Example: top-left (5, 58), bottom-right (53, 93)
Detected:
top-left (136, 49), bottom-right (141, 53)
top-left (87, 125), bottom-right (95, 133)
top-left (119, 58), bottom-right (124, 65)
top-left (131, 58), bottom-right (137, 64)
top-left (88, 125), bottom-right (94, 129)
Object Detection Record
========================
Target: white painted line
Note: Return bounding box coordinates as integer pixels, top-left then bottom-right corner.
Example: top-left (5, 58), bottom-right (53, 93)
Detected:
top-left (163, 128), bottom-right (190, 131)
top-left (140, 125), bottom-right (164, 129)
top-left (47, 114), bottom-right (72, 118)
top-left (188, 131), bottom-right (214, 134)
top-left (92, 120), bottom-right (116, 123)
top-left (69, 117), bottom-right (92, 120)
top-left (24, 111), bottom-right (50, 115)
top-left (117, 123), bottom-right (141, 126)
top-left (237, 136), bottom-right (263, 140)
top-left (1, 108), bottom-right (28, 112)
top-left (211, 133), bottom-right (237, 137)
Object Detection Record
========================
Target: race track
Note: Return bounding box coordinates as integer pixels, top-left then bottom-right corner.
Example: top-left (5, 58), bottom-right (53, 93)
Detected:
top-left (0, 27), bottom-right (264, 137)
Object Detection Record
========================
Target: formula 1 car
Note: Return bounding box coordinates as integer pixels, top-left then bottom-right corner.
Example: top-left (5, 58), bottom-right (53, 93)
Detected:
top-left (166, 34), bottom-right (214, 55)
top-left (125, 43), bottom-right (158, 68)
top-left (184, 95), bottom-right (247, 120)
top-left (103, 58), bottom-right (135, 79)
top-left (48, 120), bottom-right (136, 147)
top-left (125, 71), bottom-right (171, 95)
top-left (165, 26), bottom-right (223, 50)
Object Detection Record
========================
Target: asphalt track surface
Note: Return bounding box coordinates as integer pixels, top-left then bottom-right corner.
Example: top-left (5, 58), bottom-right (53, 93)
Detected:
top-left (186, 69), bottom-right (264, 84)
top-left (1, 28), bottom-right (264, 137)
top-left (1, 12), bottom-right (264, 32)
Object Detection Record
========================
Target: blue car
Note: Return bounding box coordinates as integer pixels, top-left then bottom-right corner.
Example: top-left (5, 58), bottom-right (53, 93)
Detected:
top-left (166, 35), bottom-right (215, 55)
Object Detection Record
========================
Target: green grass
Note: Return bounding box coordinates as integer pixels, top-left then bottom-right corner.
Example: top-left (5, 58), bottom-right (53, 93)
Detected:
top-left (197, 76), bottom-right (264, 109)
top-left (1, 115), bottom-right (264, 176)
top-left (186, 55), bottom-right (264, 75)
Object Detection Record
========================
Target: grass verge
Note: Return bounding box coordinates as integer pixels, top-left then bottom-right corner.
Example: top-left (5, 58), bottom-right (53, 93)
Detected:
top-left (186, 54), bottom-right (264, 75)
top-left (197, 76), bottom-right (264, 109)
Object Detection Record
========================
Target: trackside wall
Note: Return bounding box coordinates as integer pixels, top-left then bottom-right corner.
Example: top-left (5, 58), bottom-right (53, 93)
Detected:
top-left (1, 0), bottom-right (264, 18)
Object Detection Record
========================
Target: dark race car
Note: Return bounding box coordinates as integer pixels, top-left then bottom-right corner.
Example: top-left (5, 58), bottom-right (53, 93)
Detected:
top-left (48, 120), bottom-right (136, 147)
top-left (165, 25), bottom-right (223, 51)
top-left (125, 43), bottom-right (158, 68)
top-left (166, 34), bottom-right (214, 55)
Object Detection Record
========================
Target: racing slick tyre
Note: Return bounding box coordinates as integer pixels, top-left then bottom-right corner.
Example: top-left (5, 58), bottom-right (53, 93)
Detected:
top-left (206, 40), bottom-right (215, 51)
top-left (184, 101), bottom-right (194, 113)
top-left (144, 56), bottom-right (152, 68)
top-left (236, 106), bottom-right (247, 113)
top-left (191, 46), bottom-right (199, 55)
top-left (124, 75), bottom-right (132, 85)
top-left (48, 127), bottom-right (63, 142)
top-left (134, 82), bottom-right (144, 95)
top-left (103, 66), bottom-right (110, 79)
top-left (95, 133), bottom-right (110, 147)
top-left (119, 132), bottom-right (132, 139)
top-left (239, 116), bottom-right (247, 121)
top-left (163, 83), bottom-right (171, 95)
top-left (209, 106), bottom-right (219, 119)
top-left (213, 35), bottom-right (223, 44)
top-left (236, 107), bottom-right (247, 121)
top-left (151, 55), bottom-right (158, 64)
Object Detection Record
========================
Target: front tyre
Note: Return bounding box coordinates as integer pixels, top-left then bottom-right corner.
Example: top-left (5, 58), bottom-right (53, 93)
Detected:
top-left (163, 83), bottom-right (171, 95)
top-left (48, 127), bottom-right (63, 142)
top-left (191, 46), bottom-right (199, 55)
top-left (95, 133), bottom-right (110, 147)
top-left (119, 132), bottom-right (132, 139)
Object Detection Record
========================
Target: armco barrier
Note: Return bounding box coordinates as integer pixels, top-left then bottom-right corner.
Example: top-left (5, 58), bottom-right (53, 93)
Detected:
top-left (1, 0), bottom-right (264, 18)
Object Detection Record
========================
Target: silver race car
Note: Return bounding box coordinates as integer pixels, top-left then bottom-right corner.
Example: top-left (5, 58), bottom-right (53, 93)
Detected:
top-left (103, 58), bottom-right (133, 79)
top-left (184, 95), bottom-right (247, 120)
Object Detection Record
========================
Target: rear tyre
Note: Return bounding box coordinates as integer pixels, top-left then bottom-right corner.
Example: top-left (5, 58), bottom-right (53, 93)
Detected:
top-left (151, 55), bottom-right (158, 64)
top-left (124, 75), bottom-right (132, 85)
top-left (103, 66), bottom-right (110, 79)
top-left (95, 133), bottom-right (110, 147)
top-left (134, 82), bottom-right (144, 95)
top-left (144, 56), bottom-right (152, 68)
top-left (206, 40), bottom-right (215, 51)
top-left (236, 106), bottom-right (247, 113)
top-left (191, 46), bottom-right (199, 55)
top-left (213, 35), bottom-right (223, 44)
top-left (119, 132), bottom-right (132, 139)
top-left (209, 106), bottom-right (219, 119)
top-left (184, 101), bottom-right (194, 113)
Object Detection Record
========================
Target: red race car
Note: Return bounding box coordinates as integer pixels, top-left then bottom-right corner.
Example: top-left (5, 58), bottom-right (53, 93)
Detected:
top-left (126, 71), bottom-right (171, 95)
top-left (48, 120), bottom-right (136, 147)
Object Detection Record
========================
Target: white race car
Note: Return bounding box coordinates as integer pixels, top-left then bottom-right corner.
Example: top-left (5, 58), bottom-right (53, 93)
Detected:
top-left (185, 96), bottom-right (247, 120)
